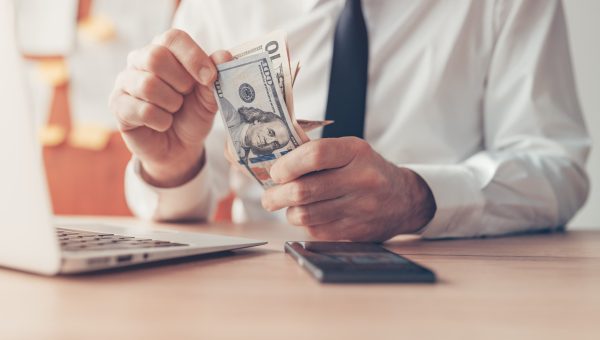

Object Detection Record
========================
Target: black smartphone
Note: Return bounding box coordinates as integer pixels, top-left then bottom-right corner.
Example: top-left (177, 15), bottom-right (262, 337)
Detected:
top-left (284, 241), bottom-right (436, 283)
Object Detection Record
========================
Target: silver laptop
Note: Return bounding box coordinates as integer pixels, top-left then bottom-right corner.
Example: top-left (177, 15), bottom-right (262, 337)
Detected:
top-left (0, 1), bottom-right (265, 275)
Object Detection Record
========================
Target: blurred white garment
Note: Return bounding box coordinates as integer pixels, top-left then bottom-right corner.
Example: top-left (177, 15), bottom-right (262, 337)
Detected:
top-left (24, 61), bottom-right (53, 128)
top-left (68, 0), bottom-right (175, 128)
top-left (15, 0), bottom-right (78, 56)
top-left (15, 0), bottom-right (77, 128)
top-left (126, 0), bottom-right (590, 239)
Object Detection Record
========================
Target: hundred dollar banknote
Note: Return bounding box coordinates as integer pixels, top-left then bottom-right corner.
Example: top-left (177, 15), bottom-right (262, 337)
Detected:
top-left (230, 31), bottom-right (331, 142)
top-left (215, 32), bottom-right (333, 187)
top-left (230, 31), bottom-right (295, 115)
top-left (213, 52), bottom-right (303, 187)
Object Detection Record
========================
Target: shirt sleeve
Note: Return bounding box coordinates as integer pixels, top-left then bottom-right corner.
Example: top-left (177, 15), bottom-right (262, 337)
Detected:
top-left (405, 0), bottom-right (591, 239)
top-left (124, 157), bottom-right (216, 221)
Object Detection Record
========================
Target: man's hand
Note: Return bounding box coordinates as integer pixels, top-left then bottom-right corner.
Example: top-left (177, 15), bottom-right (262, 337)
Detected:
top-left (109, 29), bottom-right (232, 188)
top-left (261, 137), bottom-right (436, 241)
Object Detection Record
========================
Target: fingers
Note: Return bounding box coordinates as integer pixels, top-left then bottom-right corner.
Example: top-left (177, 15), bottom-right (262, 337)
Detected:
top-left (127, 44), bottom-right (195, 94)
top-left (111, 30), bottom-right (231, 136)
top-left (262, 168), bottom-right (350, 211)
top-left (270, 137), bottom-right (368, 183)
top-left (285, 196), bottom-right (353, 226)
top-left (152, 29), bottom-right (216, 86)
top-left (127, 44), bottom-right (232, 95)
top-left (110, 91), bottom-right (173, 132)
top-left (116, 69), bottom-right (183, 113)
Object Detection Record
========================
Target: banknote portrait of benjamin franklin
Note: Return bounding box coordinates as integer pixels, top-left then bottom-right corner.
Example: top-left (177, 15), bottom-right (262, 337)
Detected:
top-left (219, 98), bottom-right (291, 160)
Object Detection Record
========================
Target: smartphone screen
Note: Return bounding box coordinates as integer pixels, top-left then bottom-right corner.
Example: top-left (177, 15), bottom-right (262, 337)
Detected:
top-left (285, 241), bottom-right (436, 283)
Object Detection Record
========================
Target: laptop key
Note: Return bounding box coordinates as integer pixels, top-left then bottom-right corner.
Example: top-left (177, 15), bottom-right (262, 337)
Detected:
top-left (56, 227), bottom-right (189, 252)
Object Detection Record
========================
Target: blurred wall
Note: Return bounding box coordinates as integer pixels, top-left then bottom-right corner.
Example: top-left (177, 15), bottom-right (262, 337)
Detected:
top-left (564, 0), bottom-right (600, 229)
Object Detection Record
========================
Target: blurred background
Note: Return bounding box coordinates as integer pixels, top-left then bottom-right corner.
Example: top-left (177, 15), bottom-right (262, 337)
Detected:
top-left (17, 0), bottom-right (177, 216)
top-left (12, 0), bottom-right (599, 228)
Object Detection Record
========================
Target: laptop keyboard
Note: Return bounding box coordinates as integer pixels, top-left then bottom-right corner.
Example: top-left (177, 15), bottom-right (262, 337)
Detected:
top-left (56, 227), bottom-right (188, 252)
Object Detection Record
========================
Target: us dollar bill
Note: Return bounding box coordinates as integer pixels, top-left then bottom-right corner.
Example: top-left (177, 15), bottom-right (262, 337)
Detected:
top-left (214, 52), bottom-right (303, 188)
top-left (230, 31), bottom-right (314, 143)
top-left (297, 119), bottom-right (334, 133)
top-left (230, 31), bottom-right (295, 115)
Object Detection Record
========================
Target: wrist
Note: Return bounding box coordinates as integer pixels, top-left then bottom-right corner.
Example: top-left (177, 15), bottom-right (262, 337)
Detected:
top-left (396, 167), bottom-right (437, 234)
top-left (140, 149), bottom-right (206, 188)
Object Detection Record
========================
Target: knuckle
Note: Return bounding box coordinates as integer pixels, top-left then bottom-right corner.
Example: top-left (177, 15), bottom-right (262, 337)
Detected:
top-left (290, 182), bottom-right (311, 205)
top-left (138, 102), bottom-right (156, 122)
top-left (138, 74), bottom-right (158, 97)
top-left (161, 28), bottom-right (187, 46)
top-left (115, 103), bottom-right (137, 131)
top-left (291, 207), bottom-right (311, 226)
top-left (145, 45), bottom-right (169, 72)
top-left (351, 137), bottom-right (371, 154)
top-left (362, 167), bottom-right (388, 189)
top-left (307, 142), bottom-right (327, 167)
top-left (299, 208), bottom-right (313, 225)
top-left (374, 173), bottom-right (389, 189)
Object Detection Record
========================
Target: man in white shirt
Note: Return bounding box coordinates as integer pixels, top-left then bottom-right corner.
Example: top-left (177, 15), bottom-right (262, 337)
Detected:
top-left (110, 0), bottom-right (590, 240)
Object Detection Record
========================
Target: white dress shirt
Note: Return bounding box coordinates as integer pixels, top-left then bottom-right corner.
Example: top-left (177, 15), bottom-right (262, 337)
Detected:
top-left (125, 0), bottom-right (590, 239)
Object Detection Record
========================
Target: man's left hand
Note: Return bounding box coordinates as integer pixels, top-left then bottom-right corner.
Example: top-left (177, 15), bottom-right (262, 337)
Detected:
top-left (262, 137), bottom-right (437, 241)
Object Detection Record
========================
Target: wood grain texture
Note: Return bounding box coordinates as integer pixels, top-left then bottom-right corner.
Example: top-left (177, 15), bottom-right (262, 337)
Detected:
top-left (0, 217), bottom-right (598, 340)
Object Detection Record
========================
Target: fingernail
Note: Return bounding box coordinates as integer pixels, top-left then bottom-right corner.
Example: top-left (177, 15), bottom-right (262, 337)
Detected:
top-left (198, 66), bottom-right (215, 85)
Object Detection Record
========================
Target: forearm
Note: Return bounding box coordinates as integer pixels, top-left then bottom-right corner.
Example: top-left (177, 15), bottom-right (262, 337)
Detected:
top-left (405, 149), bottom-right (590, 239)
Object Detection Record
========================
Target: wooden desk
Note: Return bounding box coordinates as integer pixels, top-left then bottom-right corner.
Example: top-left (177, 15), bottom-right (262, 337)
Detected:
top-left (1, 218), bottom-right (599, 340)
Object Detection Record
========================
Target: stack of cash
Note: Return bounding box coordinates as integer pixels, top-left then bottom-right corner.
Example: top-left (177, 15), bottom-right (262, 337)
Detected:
top-left (213, 31), bottom-right (331, 188)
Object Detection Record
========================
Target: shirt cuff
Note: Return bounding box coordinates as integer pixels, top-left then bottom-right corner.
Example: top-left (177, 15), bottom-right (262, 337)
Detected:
top-left (402, 164), bottom-right (485, 239)
top-left (125, 157), bottom-right (214, 221)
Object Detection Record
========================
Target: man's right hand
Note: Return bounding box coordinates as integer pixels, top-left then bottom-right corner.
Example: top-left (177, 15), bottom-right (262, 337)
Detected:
top-left (109, 29), bottom-right (232, 188)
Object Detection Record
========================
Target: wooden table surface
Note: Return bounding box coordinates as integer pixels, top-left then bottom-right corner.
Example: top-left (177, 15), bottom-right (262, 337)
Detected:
top-left (1, 217), bottom-right (599, 340)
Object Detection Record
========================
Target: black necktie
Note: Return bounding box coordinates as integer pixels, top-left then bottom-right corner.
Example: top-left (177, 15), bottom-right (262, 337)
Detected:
top-left (322, 0), bottom-right (369, 139)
